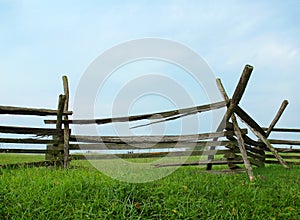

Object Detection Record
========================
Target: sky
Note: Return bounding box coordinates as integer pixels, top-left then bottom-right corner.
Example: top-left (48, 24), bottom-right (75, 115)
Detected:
top-left (0, 0), bottom-right (300, 137)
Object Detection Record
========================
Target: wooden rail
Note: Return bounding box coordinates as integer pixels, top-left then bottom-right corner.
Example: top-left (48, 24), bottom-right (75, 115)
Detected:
top-left (0, 105), bottom-right (72, 116)
top-left (44, 101), bottom-right (226, 125)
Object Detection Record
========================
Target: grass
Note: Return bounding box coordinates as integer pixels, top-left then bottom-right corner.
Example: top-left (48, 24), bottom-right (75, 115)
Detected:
top-left (0, 154), bottom-right (300, 219)
top-left (0, 153), bottom-right (45, 164)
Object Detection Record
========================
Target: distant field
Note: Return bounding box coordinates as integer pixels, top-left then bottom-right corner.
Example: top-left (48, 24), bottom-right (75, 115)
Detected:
top-left (0, 154), bottom-right (299, 219)
top-left (0, 153), bottom-right (45, 164)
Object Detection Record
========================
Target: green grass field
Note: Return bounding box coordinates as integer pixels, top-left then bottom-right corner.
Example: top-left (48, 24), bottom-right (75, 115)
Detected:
top-left (0, 154), bottom-right (299, 219)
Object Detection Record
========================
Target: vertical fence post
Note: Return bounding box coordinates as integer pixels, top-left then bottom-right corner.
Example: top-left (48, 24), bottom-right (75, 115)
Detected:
top-left (56, 94), bottom-right (66, 166)
top-left (46, 94), bottom-right (66, 165)
top-left (62, 75), bottom-right (70, 169)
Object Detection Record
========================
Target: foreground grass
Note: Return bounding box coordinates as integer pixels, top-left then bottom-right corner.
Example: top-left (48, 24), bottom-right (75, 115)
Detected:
top-left (0, 155), bottom-right (300, 219)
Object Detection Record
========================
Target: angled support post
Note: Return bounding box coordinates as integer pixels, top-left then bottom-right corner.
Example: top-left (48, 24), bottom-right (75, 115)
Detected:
top-left (216, 79), bottom-right (255, 181)
top-left (228, 78), bottom-right (289, 169)
top-left (234, 105), bottom-right (290, 169)
top-left (246, 125), bottom-right (290, 169)
top-left (206, 65), bottom-right (253, 170)
top-left (226, 64), bottom-right (254, 120)
top-left (234, 106), bottom-right (266, 136)
top-left (266, 100), bottom-right (289, 137)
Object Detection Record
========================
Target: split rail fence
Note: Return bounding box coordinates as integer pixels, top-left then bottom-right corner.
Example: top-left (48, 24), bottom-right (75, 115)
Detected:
top-left (1, 65), bottom-right (300, 181)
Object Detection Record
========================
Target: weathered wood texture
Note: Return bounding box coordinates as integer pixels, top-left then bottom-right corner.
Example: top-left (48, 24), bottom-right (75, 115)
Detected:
top-left (234, 106), bottom-right (266, 136)
top-left (55, 95), bottom-right (66, 132)
top-left (222, 65), bottom-right (253, 123)
top-left (207, 65), bottom-right (253, 171)
top-left (274, 148), bottom-right (300, 153)
top-left (0, 105), bottom-right (72, 116)
top-left (206, 79), bottom-right (230, 170)
top-left (44, 101), bottom-right (226, 125)
top-left (70, 141), bottom-right (231, 150)
top-left (62, 75), bottom-right (70, 169)
top-left (206, 124), bottom-right (226, 170)
top-left (45, 144), bottom-right (64, 161)
top-left (266, 100), bottom-right (289, 137)
top-left (265, 154), bottom-right (300, 159)
top-left (71, 149), bottom-right (236, 160)
top-left (268, 139), bottom-right (300, 145)
top-left (155, 159), bottom-right (244, 168)
top-left (231, 65), bottom-right (253, 105)
top-left (216, 78), bottom-right (254, 180)
top-left (265, 161), bottom-right (300, 165)
top-left (263, 128), bottom-right (300, 133)
top-left (0, 138), bottom-right (54, 144)
top-left (46, 94), bottom-right (66, 163)
top-left (246, 124), bottom-right (289, 169)
top-left (70, 131), bottom-right (246, 144)
top-left (0, 149), bottom-right (60, 154)
top-left (0, 125), bottom-right (62, 136)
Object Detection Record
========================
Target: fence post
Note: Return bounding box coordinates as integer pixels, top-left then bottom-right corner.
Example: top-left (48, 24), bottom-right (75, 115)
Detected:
top-left (216, 78), bottom-right (255, 181)
top-left (266, 100), bottom-right (289, 137)
top-left (62, 75), bottom-right (70, 169)
top-left (206, 65), bottom-right (253, 170)
top-left (46, 94), bottom-right (66, 165)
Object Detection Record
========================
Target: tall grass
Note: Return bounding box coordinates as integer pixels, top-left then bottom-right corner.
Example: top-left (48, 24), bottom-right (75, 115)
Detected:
top-left (0, 154), bottom-right (299, 219)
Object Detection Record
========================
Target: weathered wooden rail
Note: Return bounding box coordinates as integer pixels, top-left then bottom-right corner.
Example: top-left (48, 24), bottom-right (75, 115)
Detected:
top-left (1, 65), bottom-right (300, 182)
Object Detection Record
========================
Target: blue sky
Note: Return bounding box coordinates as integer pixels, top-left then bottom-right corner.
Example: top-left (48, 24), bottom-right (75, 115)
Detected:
top-left (0, 0), bottom-right (300, 135)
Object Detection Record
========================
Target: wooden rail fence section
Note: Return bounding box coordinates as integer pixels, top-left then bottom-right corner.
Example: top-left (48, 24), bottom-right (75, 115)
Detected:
top-left (0, 75), bottom-right (72, 167)
top-left (0, 65), bottom-right (300, 181)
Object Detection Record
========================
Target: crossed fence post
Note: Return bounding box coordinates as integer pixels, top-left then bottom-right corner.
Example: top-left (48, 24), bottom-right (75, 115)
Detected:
top-left (207, 64), bottom-right (289, 180)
